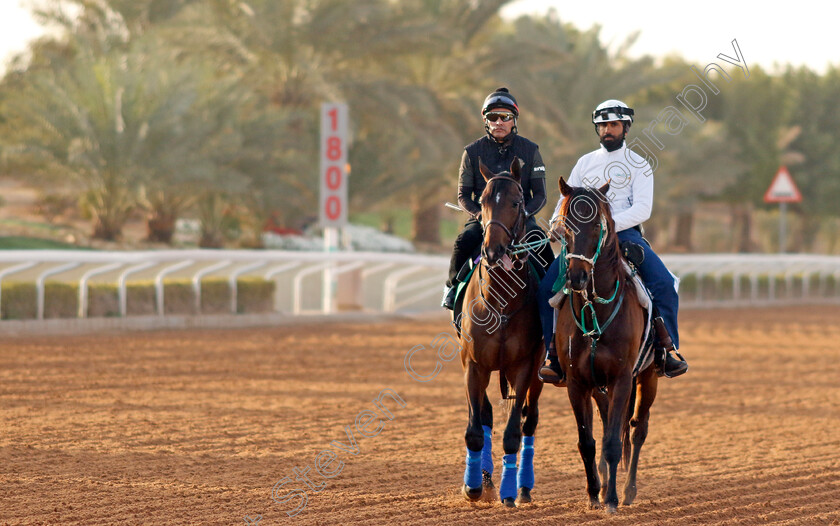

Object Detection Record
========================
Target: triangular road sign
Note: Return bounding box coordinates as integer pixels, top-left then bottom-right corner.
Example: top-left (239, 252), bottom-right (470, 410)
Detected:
top-left (764, 166), bottom-right (802, 203)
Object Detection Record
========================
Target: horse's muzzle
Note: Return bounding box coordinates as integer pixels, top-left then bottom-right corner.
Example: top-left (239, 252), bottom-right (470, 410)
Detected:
top-left (567, 269), bottom-right (590, 292)
top-left (482, 244), bottom-right (506, 266)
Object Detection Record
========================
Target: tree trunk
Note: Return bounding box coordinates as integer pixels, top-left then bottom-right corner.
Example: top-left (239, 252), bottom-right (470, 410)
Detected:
top-left (730, 203), bottom-right (755, 253)
top-left (672, 210), bottom-right (694, 252)
top-left (411, 193), bottom-right (440, 245)
top-left (92, 217), bottom-right (122, 241)
top-left (146, 210), bottom-right (177, 244)
top-left (199, 230), bottom-right (225, 248)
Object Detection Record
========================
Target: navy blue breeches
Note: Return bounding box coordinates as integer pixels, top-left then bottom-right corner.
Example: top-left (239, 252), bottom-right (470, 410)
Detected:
top-left (537, 228), bottom-right (680, 352)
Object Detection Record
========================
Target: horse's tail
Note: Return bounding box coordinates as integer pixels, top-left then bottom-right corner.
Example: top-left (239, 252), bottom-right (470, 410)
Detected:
top-left (499, 370), bottom-right (509, 400)
top-left (621, 376), bottom-right (637, 471)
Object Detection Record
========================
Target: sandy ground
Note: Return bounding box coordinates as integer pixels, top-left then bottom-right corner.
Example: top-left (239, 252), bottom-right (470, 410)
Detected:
top-left (2, 306), bottom-right (840, 525)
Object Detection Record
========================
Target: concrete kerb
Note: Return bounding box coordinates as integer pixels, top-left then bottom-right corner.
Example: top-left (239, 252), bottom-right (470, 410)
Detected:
top-left (0, 311), bottom-right (451, 338)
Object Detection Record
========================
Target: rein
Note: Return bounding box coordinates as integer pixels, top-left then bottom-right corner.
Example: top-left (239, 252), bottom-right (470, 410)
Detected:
top-left (476, 257), bottom-right (537, 400)
top-left (478, 174), bottom-right (534, 399)
top-left (560, 217), bottom-right (625, 393)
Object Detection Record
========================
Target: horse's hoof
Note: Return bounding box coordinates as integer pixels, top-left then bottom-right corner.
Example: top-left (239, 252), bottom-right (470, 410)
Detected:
top-left (479, 472), bottom-right (496, 502)
top-left (462, 484), bottom-right (483, 502)
top-left (482, 470), bottom-right (495, 490)
top-left (515, 487), bottom-right (532, 505)
top-left (588, 497), bottom-right (601, 510)
top-left (606, 503), bottom-right (618, 514)
top-left (501, 497), bottom-right (516, 508)
top-left (622, 486), bottom-right (637, 506)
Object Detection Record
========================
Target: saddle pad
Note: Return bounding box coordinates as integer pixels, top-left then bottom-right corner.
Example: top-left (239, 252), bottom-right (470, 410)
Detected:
top-left (621, 260), bottom-right (655, 377)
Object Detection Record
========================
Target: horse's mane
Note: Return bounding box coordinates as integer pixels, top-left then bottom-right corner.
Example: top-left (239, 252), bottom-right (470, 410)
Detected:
top-left (559, 185), bottom-right (622, 278)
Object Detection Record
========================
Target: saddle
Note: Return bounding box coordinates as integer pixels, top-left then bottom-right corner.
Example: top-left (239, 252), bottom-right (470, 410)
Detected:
top-left (547, 243), bottom-right (656, 378)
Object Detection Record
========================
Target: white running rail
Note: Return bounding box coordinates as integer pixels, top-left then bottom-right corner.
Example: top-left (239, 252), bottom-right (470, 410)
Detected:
top-left (0, 250), bottom-right (839, 322)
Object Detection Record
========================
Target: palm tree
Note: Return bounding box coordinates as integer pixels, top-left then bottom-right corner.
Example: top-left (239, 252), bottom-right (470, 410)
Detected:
top-left (0, 24), bottom-right (248, 241)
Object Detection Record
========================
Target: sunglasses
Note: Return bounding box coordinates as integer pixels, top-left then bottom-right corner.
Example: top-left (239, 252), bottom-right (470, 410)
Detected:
top-left (485, 112), bottom-right (515, 122)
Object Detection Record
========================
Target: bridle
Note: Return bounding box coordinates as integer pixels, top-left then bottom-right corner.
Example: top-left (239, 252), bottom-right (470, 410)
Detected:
top-left (564, 215), bottom-right (609, 269)
top-left (480, 175), bottom-right (527, 266)
top-left (559, 208), bottom-right (624, 392)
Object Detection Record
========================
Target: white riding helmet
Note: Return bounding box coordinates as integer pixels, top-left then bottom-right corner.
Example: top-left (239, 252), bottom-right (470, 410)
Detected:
top-left (592, 99), bottom-right (634, 124)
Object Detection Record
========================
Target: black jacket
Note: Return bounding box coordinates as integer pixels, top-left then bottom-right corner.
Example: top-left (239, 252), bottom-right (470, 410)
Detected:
top-left (457, 134), bottom-right (547, 218)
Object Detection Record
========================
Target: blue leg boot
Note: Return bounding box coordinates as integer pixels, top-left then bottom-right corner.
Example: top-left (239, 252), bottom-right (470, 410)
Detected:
top-left (481, 426), bottom-right (494, 491)
top-left (516, 435), bottom-right (535, 504)
top-left (462, 448), bottom-right (483, 501)
top-left (499, 453), bottom-right (518, 507)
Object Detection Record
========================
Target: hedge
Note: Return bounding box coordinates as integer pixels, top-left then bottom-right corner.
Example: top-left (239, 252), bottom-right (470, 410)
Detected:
top-left (0, 277), bottom-right (275, 320)
top-left (676, 273), bottom-right (839, 302)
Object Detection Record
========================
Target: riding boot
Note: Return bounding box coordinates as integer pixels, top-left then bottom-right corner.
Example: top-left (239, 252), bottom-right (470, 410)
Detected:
top-left (653, 316), bottom-right (688, 378)
top-left (538, 338), bottom-right (565, 385)
top-left (441, 281), bottom-right (458, 310)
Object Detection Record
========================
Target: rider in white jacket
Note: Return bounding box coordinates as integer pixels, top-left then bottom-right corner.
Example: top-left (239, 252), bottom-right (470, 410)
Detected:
top-left (549, 138), bottom-right (653, 233)
top-left (537, 99), bottom-right (688, 384)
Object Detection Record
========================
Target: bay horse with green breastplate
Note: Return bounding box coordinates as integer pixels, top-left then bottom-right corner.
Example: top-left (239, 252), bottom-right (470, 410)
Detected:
top-left (458, 157), bottom-right (544, 507)
top-left (552, 177), bottom-right (658, 513)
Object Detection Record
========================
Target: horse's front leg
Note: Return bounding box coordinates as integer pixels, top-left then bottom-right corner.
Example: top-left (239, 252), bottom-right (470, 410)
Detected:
top-left (567, 381), bottom-right (600, 509)
top-left (499, 363), bottom-right (531, 507)
top-left (593, 390), bottom-right (610, 503)
top-left (463, 361), bottom-right (491, 501)
top-left (602, 373), bottom-right (633, 513)
top-left (516, 358), bottom-right (543, 506)
top-left (623, 367), bottom-right (658, 506)
top-left (479, 393), bottom-right (495, 501)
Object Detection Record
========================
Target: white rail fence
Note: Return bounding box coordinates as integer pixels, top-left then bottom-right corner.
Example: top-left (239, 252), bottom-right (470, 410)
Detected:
top-left (0, 251), bottom-right (839, 324)
top-left (0, 250), bottom-right (447, 321)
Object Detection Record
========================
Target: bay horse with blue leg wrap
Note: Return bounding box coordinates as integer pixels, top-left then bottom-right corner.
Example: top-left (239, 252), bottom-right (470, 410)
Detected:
top-left (552, 177), bottom-right (658, 513)
top-left (459, 157), bottom-right (544, 507)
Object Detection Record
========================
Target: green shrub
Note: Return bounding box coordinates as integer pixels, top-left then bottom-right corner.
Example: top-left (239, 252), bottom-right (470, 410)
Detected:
top-left (678, 274), bottom-right (697, 296)
top-left (200, 278), bottom-right (230, 314)
top-left (89, 283), bottom-right (120, 317)
top-left (44, 282), bottom-right (77, 318)
top-left (237, 277), bottom-right (275, 313)
top-left (1, 277), bottom-right (276, 320)
top-left (1, 282), bottom-right (37, 319)
top-left (164, 281), bottom-right (195, 315)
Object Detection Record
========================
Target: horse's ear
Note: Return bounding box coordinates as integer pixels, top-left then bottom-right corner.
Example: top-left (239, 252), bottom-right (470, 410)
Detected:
top-left (559, 177), bottom-right (572, 197)
top-left (509, 156), bottom-right (522, 182)
top-left (598, 182), bottom-right (610, 196)
top-left (478, 157), bottom-right (493, 182)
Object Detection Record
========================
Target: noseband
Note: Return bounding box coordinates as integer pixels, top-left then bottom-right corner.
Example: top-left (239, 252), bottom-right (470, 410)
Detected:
top-left (564, 215), bottom-right (609, 268)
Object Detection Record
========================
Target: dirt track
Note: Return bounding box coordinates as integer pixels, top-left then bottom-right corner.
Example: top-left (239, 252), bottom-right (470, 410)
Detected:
top-left (2, 306), bottom-right (840, 525)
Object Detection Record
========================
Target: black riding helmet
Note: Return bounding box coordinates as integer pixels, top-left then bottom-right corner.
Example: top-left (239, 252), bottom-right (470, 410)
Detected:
top-left (482, 87), bottom-right (519, 141)
top-left (481, 87), bottom-right (519, 116)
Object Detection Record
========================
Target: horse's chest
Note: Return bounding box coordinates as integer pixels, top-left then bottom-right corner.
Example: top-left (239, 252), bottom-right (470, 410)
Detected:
top-left (464, 331), bottom-right (527, 365)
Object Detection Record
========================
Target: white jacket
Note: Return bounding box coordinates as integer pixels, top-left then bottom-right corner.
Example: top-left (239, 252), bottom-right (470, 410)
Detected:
top-left (550, 142), bottom-right (653, 233)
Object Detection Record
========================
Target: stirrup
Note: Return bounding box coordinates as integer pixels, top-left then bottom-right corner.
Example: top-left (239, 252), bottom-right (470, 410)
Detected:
top-left (538, 341), bottom-right (565, 385)
top-left (538, 361), bottom-right (565, 385)
top-left (441, 284), bottom-right (457, 310)
top-left (657, 349), bottom-right (688, 378)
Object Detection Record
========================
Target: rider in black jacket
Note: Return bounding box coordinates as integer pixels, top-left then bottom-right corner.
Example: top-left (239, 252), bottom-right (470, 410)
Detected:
top-left (442, 87), bottom-right (554, 309)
